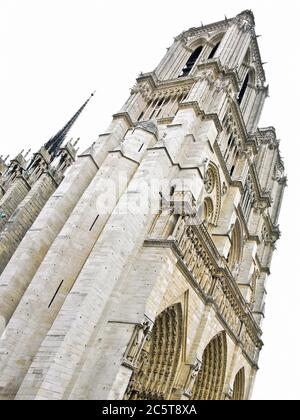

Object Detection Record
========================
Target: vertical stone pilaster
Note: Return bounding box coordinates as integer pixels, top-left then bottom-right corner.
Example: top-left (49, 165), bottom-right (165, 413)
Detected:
top-left (0, 121), bottom-right (131, 331)
top-left (219, 11), bottom-right (254, 70)
top-left (0, 173), bottom-right (59, 275)
top-left (0, 177), bottom-right (31, 233)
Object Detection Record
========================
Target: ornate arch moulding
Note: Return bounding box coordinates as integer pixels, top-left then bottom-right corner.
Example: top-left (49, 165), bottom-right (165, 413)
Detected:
top-left (124, 304), bottom-right (183, 400)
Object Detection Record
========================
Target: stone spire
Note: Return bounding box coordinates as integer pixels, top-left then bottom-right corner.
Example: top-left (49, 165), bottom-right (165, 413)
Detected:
top-left (44, 91), bottom-right (95, 158)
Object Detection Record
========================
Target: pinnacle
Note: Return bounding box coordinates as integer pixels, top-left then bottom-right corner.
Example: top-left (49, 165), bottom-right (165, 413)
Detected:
top-left (237, 9), bottom-right (255, 25)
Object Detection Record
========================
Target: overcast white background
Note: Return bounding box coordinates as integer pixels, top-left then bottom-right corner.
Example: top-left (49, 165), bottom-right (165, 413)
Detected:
top-left (0, 0), bottom-right (298, 400)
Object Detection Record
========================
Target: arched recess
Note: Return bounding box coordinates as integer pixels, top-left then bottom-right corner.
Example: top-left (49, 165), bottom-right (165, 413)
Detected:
top-left (207, 33), bottom-right (225, 60)
top-left (204, 162), bottom-right (221, 226)
top-left (192, 331), bottom-right (227, 400)
top-left (124, 304), bottom-right (183, 400)
top-left (179, 46), bottom-right (203, 77)
top-left (238, 67), bottom-right (256, 107)
top-left (203, 197), bottom-right (214, 224)
top-left (227, 217), bottom-right (243, 273)
top-left (232, 368), bottom-right (245, 400)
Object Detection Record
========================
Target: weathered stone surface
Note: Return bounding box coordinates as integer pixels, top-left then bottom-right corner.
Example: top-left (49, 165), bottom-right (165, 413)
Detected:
top-left (0, 11), bottom-right (286, 401)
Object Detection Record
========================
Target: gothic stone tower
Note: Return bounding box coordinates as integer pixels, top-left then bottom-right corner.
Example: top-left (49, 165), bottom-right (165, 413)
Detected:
top-left (0, 10), bottom-right (286, 400)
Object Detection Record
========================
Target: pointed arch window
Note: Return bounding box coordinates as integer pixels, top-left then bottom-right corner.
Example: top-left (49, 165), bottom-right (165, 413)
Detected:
top-left (179, 46), bottom-right (203, 77)
top-left (237, 72), bottom-right (249, 105)
top-left (208, 42), bottom-right (220, 59)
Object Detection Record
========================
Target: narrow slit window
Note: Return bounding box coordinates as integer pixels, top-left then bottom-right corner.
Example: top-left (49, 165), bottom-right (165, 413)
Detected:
top-left (48, 280), bottom-right (64, 308)
top-left (238, 73), bottom-right (249, 105)
top-left (89, 215), bottom-right (99, 231)
top-left (137, 111), bottom-right (144, 121)
top-left (138, 143), bottom-right (144, 152)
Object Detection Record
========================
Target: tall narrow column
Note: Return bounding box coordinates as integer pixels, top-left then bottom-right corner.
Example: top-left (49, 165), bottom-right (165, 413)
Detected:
top-left (219, 11), bottom-right (254, 70)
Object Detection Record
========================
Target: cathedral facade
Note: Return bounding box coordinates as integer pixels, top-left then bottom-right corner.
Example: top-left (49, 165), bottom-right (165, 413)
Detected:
top-left (0, 10), bottom-right (286, 400)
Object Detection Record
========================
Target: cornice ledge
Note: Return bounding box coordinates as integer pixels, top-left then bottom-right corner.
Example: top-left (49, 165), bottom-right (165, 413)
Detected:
top-left (145, 236), bottom-right (262, 356)
top-left (196, 60), bottom-right (240, 91)
top-left (178, 101), bottom-right (223, 133)
top-left (174, 18), bottom-right (232, 44)
top-left (112, 112), bottom-right (134, 128)
top-left (136, 72), bottom-right (197, 90)
top-left (231, 180), bottom-right (244, 194)
top-left (146, 144), bottom-right (205, 180)
top-left (109, 149), bottom-right (140, 166)
top-left (77, 152), bottom-right (100, 170)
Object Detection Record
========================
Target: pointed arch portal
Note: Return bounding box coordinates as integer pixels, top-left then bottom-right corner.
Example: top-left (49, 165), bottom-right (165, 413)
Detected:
top-left (232, 368), bottom-right (245, 400)
top-left (192, 332), bottom-right (227, 400)
top-left (124, 304), bottom-right (183, 400)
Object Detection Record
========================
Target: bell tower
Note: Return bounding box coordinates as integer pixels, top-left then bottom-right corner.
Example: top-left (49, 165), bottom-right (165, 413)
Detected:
top-left (0, 11), bottom-right (286, 400)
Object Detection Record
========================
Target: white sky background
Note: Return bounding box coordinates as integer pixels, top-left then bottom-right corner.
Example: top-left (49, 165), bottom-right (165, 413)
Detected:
top-left (0, 0), bottom-right (299, 400)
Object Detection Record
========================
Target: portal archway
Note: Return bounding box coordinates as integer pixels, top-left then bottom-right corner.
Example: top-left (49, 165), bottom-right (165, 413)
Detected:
top-left (192, 331), bottom-right (227, 400)
top-left (232, 368), bottom-right (245, 400)
top-left (124, 304), bottom-right (183, 400)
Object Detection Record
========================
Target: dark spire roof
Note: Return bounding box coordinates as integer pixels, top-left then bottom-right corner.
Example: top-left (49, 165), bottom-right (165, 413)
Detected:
top-left (44, 91), bottom-right (95, 157)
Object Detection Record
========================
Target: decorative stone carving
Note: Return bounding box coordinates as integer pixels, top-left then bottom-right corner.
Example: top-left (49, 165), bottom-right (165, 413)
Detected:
top-left (199, 157), bottom-right (210, 180)
top-left (183, 360), bottom-right (202, 397)
top-left (124, 305), bottom-right (183, 400)
top-left (123, 319), bottom-right (152, 369)
top-left (171, 220), bottom-right (262, 359)
top-left (199, 69), bottom-right (216, 86)
top-left (133, 79), bottom-right (193, 103)
top-left (204, 167), bottom-right (215, 193)
top-left (214, 77), bottom-right (236, 99)
top-left (224, 387), bottom-right (234, 400)
top-left (222, 182), bottom-right (228, 196)
top-left (250, 269), bottom-right (260, 309)
top-left (235, 11), bottom-right (255, 34)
